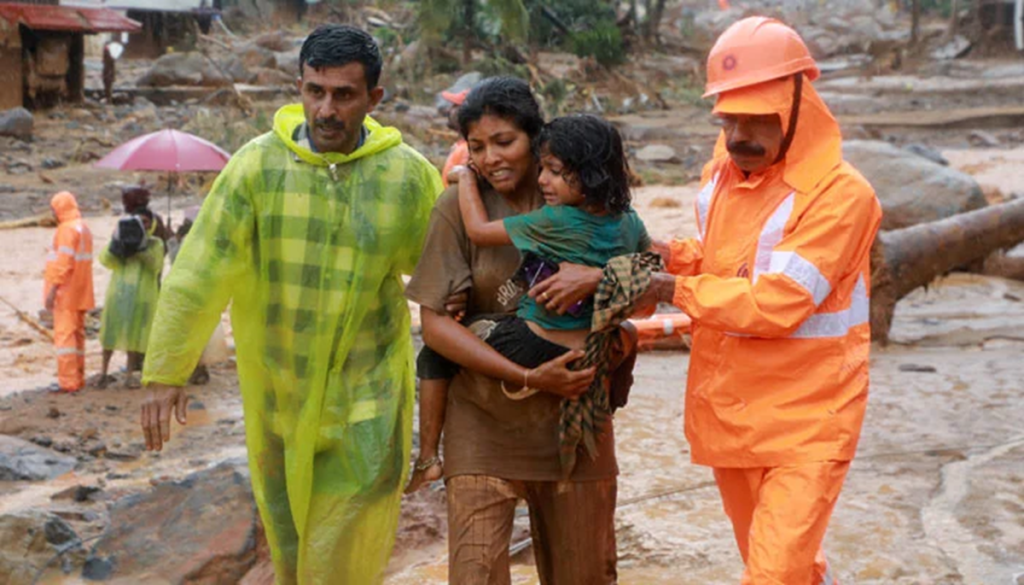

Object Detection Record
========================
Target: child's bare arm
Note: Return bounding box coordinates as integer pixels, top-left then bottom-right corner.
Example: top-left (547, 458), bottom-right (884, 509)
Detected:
top-left (457, 168), bottom-right (513, 247)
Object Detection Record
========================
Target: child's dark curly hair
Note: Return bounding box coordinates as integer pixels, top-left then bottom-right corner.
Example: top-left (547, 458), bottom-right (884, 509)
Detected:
top-left (537, 114), bottom-right (632, 214)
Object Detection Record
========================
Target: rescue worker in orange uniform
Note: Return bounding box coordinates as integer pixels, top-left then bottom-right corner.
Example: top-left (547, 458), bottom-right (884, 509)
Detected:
top-left (640, 17), bottom-right (883, 584)
top-left (440, 88), bottom-right (470, 186)
top-left (44, 191), bottom-right (95, 393)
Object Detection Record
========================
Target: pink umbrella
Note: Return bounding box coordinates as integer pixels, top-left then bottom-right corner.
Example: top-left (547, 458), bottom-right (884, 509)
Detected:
top-left (95, 128), bottom-right (231, 172)
top-left (95, 129), bottom-right (231, 228)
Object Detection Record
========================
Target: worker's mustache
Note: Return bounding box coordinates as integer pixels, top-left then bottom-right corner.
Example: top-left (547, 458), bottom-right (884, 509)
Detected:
top-left (726, 141), bottom-right (766, 157)
top-left (314, 118), bottom-right (346, 132)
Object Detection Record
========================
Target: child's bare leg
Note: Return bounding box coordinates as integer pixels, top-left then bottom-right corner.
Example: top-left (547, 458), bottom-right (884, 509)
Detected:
top-left (92, 349), bottom-right (115, 388)
top-left (406, 378), bottom-right (448, 494)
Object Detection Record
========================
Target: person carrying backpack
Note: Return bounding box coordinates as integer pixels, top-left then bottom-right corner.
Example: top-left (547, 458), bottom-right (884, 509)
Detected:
top-left (95, 208), bottom-right (165, 389)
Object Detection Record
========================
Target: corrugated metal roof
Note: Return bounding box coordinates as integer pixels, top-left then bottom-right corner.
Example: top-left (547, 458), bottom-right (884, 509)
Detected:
top-left (0, 3), bottom-right (141, 33)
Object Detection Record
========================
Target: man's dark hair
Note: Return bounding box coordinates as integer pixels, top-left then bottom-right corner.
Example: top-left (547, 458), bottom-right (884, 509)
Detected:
top-left (538, 114), bottom-right (632, 214)
top-left (299, 25), bottom-right (382, 89)
top-left (457, 77), bottom-right (544, 140)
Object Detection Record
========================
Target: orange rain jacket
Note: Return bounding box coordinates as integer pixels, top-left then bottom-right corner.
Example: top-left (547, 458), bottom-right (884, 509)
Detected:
top-left (667, 75), bottom-right (882, 467)
top-left (45, 192), bottom-right (95, 311)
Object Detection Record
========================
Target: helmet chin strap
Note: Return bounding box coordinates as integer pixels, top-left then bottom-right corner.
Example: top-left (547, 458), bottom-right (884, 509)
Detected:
top-left (773, 73), bottom-right (803, 165)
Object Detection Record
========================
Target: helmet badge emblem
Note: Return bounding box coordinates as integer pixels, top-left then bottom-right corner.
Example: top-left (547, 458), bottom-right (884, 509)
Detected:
top-left (723, 55), bottom-right (737, 71)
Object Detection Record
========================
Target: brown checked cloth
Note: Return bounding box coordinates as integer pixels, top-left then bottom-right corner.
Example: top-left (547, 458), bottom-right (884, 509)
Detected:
top-left (560, 251), bottom-right (664, 477)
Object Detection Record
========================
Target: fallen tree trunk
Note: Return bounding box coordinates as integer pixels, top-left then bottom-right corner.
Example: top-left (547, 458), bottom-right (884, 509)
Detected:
top-left (982, 250), bottom-right (1024, 281)
top-left (0, 213), bottom-right (56, 230)
top-left (870, 197), bottom-right (1024, 344)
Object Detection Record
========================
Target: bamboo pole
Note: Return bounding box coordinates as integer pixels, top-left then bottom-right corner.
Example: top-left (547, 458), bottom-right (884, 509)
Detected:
top-left (0, 295), bottom-right (53, 341)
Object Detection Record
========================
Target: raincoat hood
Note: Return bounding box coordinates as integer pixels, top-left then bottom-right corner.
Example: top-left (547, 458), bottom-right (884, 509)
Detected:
top-left (713, 74), bottom-right (842, 195)
top-left (51, 191), bottom-right (82, 223)
top-left (272, 103), bottom-right (403, 166)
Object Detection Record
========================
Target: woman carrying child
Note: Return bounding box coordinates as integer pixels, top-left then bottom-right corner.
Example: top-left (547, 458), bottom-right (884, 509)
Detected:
top-left (404, 77), bottom-right (649, 585)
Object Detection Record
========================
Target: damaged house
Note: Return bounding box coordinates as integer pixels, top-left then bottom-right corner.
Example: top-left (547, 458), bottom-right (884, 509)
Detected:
top-left (0, 2), bottom-right (139, 109)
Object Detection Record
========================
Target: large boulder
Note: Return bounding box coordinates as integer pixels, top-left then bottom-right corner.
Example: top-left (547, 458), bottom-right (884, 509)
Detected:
top-left (0, 435), bottom-right (77, 481)
top-left (0, 510), bottom-right (78, 585)
top-left (0, 107), bottom-right (34, 140)
top-left (83, 459), bottom-right (259, 583)
top-left (843, 140), bottom-right (987, 230)
top-left (137, 52), bottom-right (232, 88)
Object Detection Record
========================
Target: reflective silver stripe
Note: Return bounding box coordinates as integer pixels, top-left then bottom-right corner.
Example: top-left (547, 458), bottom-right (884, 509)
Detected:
top-left (696, 172), bottom-right (719, 241)
top-left (752, 193), bottom-right (795, 282)
top-left (768, 251), bottom-right (832, 306)
top-left (75, 253), bottom-right (92, 261)
top-left (57, 246), bottom-right (75, 256)
top-left (790, 275), bottom-right (868, 339)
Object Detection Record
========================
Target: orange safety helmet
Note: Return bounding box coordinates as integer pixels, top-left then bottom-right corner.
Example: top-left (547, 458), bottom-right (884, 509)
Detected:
top-left (704, 16), bottom-right (819, 98)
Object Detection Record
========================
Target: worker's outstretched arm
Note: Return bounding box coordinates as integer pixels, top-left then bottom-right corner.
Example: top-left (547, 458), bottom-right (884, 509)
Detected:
top-left (644, 180), bottom-right (881, 338)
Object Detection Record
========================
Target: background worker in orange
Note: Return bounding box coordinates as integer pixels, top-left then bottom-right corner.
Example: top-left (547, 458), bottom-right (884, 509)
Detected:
top-left (639, 17), bottom-right (883, 584)
top-left (439, 88), bottom-right (469, 186)
top-left (44, 191), bottom-right (95, 393)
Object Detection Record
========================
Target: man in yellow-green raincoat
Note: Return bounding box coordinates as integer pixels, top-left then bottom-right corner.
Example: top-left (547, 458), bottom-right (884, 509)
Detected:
top-left (139, 25), bottom-right (443, 584)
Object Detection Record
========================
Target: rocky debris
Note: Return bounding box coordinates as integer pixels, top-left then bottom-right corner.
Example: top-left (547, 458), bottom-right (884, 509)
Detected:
top-left (843, 140), bottom-right (987, 230)
top-left (0, 435), bottom-right (77, 481)
top-left (967, 130), bottom-right (1001, 148)
top-left (902, 143), bottom-right (948, 166)
top-left (253, 30), bottom-right (294, 52)
top-left (636, 144), bottom-right (679, 163)
top-left (138, 53), bottom-right (232, 88)
top-left (83, 459), bottom-right (259, 583)
top-left (274, 47), bottom-right (302, 77)
top-left (0, 108), bottom-right (34, 140)
top-left (51, 484), bottom-right (103, 503)
top-left (0, 510), bottom-right (79, 585)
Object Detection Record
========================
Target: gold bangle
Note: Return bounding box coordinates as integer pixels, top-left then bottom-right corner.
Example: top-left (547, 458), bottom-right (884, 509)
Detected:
top-left (414, 456), bottom-right (441, 472)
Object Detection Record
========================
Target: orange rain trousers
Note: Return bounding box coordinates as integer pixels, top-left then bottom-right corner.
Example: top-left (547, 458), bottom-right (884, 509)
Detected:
top-left (54, 309), bottom-right (87, 391)
top-left (714, 461), bottom-right (848, 585)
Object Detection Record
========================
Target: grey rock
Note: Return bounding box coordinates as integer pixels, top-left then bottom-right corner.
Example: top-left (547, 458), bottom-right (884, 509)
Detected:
top-left (0, 510), bottom-right (79, 585)
top-left (636, 144), bottom-right (679, 163)
top-left (84, 459), bottom-right (257, 583)
top-left (137, 52), bottom-right (232, 88)
top-left (0, 108), bottom-right (34, 140)
top-left (968, 130), bottom-right (1000, 148)
top-left (903, 143), bottom-right (948, 166)
top-left (0, 435), bottom-right (77, 481)
top-left (41, 157), bottom-right (64, 170)
top-left (843, 140), bottom-right (987, 230)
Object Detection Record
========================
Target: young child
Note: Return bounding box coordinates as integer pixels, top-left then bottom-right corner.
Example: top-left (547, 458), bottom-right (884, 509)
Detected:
top-left (407, 114), bottom-right (650, 492)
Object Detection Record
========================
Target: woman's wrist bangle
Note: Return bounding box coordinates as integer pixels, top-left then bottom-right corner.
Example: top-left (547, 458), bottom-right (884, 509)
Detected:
top-left (414, 455), bottom-right (441, 472)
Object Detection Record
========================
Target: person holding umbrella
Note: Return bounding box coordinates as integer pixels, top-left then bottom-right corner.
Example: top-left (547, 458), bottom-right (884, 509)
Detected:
top-left (138, 25), bottom-right (444, 584)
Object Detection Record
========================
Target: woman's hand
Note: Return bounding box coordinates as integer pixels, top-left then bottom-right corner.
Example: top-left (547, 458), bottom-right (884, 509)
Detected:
top-left (528, 350), bottom-right (595, 399)
top-left (528, 263), bottom-right (602, 315)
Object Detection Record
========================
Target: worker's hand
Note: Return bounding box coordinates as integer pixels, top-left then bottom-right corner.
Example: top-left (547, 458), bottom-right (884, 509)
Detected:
top-left (444, 289), bottom-right (469, 322)
top-left (634, 273), bottom-right (678, 316)
top-left (44, 287), bottom-right (57, 312)
top-left (528, 263), bottom-right (602, 315)
top-left (649, 239), bottom-right (671, 265)
top-left (529, 350), bottom-right (595, 399)
top-left (141, 383), bottom-right (189, 452)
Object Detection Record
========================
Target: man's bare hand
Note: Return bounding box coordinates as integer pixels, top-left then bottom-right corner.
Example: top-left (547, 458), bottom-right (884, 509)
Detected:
top-left (528, 263), bottom-right (602, 315)
top-left (141, 383), bottom-right (189, 451)
top-left (45, 287), bottom-right (57, 312)
top-left (649, 239), bottom-right (671, 265)
top-left (529, 350), bottom-right (595, 399)
top-left (444, 289), bottom-right (469, 322)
